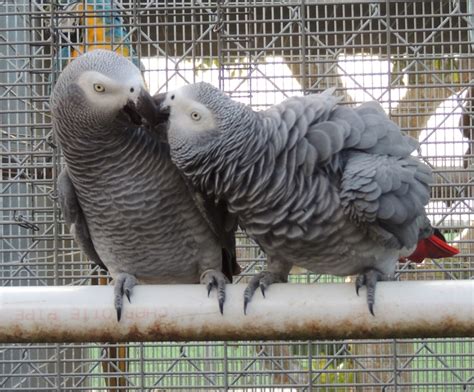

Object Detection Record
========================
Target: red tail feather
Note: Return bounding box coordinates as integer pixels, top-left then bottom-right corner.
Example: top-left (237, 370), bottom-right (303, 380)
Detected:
top-left (401, 233), bottom-right (460, 263)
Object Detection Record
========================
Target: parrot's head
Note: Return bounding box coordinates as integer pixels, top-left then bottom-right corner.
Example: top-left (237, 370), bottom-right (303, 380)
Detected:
top-left (51, 49), bottom-right (162, 137)
top-left (153, 82), bottom-right (254, 163)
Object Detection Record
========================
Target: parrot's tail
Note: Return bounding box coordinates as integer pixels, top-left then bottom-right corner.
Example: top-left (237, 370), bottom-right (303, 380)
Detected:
top-left (401, 229), bottom-right (460, 263)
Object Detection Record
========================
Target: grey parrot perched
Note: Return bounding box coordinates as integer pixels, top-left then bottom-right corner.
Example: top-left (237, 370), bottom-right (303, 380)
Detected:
top-left (51, 52), bottom-right (239, 321)
top-left (153, 82), bottom-right (457, 315)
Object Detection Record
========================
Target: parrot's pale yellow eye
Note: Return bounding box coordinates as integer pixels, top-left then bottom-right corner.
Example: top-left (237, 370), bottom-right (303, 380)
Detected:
top-left (191, 111), bottom-right (201, 121)
top-left (93, 83), bottom-right (105, 93)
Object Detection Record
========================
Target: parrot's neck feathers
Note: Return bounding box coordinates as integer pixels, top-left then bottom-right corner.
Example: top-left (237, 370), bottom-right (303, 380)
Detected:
top-left (59, 126), bottom-right (157, 180)
top-left (181, 110), bottom-right (283, 213)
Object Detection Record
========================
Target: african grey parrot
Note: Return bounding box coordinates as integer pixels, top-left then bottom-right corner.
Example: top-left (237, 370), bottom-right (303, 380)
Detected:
top-left (51, 51), bottom-right (239, 321)
top-left (153, 82), bottom-right (458, 315)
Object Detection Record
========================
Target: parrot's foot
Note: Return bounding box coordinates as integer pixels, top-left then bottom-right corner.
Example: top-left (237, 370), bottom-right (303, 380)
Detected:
top-left (113, 273), bottom-right (137, 322)
top-left (355, 268), bottom-right (389, 316)
top-left (201, 269), bottom-right (229, 315)
top-left (243, 271), bottom-right (285, 315)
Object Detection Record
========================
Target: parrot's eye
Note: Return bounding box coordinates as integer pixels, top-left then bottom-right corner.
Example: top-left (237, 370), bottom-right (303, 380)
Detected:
top-left (93, 83), bottom-right (105, 93)
top-left (191, 111), bottom-right (201, 121)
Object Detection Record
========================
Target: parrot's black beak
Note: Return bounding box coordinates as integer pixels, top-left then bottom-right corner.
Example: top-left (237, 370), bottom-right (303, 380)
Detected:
top-left (152, 92), bottom-right (170, 124)
top-left (120, 88), bottom-right (165, 127)
top-left (121, 99), bottom-right (143, 126)
top-left (135, 88), bottom-right (165, 127)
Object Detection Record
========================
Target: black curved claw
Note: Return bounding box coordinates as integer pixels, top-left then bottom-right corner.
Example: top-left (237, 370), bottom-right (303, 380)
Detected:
top-left (113, 273), bottom-right (137, 322)
top-left (243, 271), bottom-right (284, 315)
top-left (207, 281), bottom-right (213, 297)
top-left (114, 292), bottom-right (124, 322)
top-left (125, 289), bottom-right (132, 304)
top-left (368, 303), bottom-right (375, 317)
top-left (354, 268), bottom-right (388, 316)
top-left (116, 306), bottom-right (122, 322)
top-left (202, 271), bottom-right (227, 315)
top-left (243, 297), bottom-right (250, 316)
top-left (218, 296), bottom-right (225, 315)
top-left (243, 278), bottom-right (260, 315)
top-left (355, 274), bottom-right (365, 296)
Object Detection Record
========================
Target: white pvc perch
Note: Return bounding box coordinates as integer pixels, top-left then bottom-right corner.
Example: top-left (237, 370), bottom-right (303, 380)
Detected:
top-left (0, 281), bottom-right (472, 343)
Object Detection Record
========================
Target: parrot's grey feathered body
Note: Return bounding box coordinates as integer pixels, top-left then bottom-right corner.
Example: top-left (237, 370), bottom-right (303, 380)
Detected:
top-left (51, 52), bottom-right (238, 320)
top-left (156, 82), bottom-right (433, 314)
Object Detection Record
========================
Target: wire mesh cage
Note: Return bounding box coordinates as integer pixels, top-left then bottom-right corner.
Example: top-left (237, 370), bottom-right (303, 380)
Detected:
top-left (1, 0), bottom-right (473, 390)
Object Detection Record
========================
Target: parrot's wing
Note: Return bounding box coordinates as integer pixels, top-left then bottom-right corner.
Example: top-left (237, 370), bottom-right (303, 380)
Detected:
top-left (262, 93), bottom-right (430, 248)
top-left (267, 93), bottom-right (419, 178)
top-left (340, 152), bottom-right (432, 248)
top-left (265, 90), bottom-right (342, 169)
top-left (181, 174), bottom-right (240, 282)
top-left (57, 168), bottom-right (107, 271)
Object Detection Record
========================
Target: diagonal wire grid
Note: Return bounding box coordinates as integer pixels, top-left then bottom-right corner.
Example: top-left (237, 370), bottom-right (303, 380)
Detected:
top-left (0, 0), bottom-right (473, 390)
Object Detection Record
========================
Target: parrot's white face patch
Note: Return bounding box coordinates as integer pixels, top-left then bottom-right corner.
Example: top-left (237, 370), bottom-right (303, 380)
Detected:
top-left (163, 86), bottom-right (217, 137)
top-left (76, 70), bottom-right (144, 114)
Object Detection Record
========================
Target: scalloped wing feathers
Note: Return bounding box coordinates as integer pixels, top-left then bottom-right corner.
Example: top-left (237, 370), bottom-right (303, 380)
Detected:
top-left (258, 91), bottom-right (431, 250)
top-left (339, 152), bottom-right (432, 248)
top-left (265, 94), bottom-right (418, 178)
